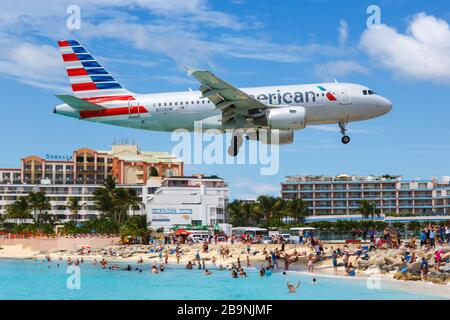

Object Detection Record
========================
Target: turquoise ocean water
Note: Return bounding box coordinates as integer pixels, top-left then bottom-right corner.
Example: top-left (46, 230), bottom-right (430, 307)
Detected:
top-left (0, 259), bottom-right (442, 300)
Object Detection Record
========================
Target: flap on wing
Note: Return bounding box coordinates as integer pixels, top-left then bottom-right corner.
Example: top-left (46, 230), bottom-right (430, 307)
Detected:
top-left (55, 95), bottom-right (104, 111)
top-left (186, 67), bottom-right (266, 109)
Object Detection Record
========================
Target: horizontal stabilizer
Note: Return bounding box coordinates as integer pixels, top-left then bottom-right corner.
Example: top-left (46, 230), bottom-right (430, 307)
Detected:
top-left (55, 94), bottom-right (104, 111)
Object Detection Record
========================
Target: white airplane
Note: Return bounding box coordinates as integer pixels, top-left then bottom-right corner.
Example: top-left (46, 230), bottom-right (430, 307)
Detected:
top-left (54, 40), bottom-right (392, 156)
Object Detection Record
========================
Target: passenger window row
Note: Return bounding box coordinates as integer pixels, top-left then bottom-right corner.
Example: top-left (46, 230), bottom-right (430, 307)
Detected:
top-left (154, 99), bottom-right (212, 107)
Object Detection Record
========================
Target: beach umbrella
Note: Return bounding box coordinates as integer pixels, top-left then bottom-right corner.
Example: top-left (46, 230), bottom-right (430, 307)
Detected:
top-left (174, 229), bottom-right (191, 236)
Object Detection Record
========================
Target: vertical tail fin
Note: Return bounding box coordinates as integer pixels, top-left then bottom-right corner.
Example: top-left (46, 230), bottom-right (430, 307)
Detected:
top-left (57, 40), bottom-right (133, 101)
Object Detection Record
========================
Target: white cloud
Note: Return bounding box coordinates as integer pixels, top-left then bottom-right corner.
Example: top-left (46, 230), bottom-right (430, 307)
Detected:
top-left (0, 42), bottom-right (67, 91)
top-left (360, 12), bottom-right (450, 83)
top-left (338, 19), bottom-right (349, 45)
top-left (0, 0), bottom-right (353, 90)
top-left (314, 60), bottom-right (368, 81)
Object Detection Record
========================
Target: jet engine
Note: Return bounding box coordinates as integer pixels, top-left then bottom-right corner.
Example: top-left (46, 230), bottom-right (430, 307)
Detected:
top-left (267, 106), bottom-right (306, 130)
top-left (246, 129), bottom-right (294, 145)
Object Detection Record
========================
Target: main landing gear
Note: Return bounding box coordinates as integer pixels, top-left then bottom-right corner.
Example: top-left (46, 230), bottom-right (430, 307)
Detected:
top-left (339, 121), bottom-right (350, 144)
top-left (227, 130), bottom-right (243, 157)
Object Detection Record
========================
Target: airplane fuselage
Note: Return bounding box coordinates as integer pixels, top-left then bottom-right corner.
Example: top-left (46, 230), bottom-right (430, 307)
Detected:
top-left (55, 82), bottom-right (392, 132)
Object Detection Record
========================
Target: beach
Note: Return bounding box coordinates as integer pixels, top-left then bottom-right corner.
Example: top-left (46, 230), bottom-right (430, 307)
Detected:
top-left (1, 237), bottom-right (449, 299)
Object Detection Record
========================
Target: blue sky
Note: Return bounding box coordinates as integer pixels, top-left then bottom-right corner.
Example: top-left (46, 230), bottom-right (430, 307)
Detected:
top-left (0, 0), bottom-right (449, 199)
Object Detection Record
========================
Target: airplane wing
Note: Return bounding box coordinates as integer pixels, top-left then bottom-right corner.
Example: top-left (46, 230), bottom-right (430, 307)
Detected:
top-left (55, 95), bottom-right (104, 111)
top-left (186, 67), bottom-right (267, 124)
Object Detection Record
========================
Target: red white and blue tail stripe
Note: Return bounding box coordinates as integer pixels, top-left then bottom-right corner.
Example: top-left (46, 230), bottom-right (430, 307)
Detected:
top-left (57, 40), bottom-right (132, 100)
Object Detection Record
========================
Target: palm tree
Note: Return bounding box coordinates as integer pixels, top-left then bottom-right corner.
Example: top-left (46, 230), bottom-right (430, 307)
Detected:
top-left (66, 197), bottom-right (82, 222)
top-left (94, 176), bottom-right (142, 225)
top-left (227, 200), bottom-right (245, 226)
top-left (27, 191), bottom-right (51, 224)
top-left (5, 197), bottom-right (32, 224)
top-left (93, 176), bottom-right (116, 219)
top-left (358, 200), bottom-right (380, 221)
top-left (286, 198), bottom-right (309, 224)
top-left (255, 196), bottom-right (284, 227)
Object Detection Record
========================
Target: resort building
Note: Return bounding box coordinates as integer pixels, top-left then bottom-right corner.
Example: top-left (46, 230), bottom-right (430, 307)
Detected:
top-left (0, 146), bottom-right (228, 227)
top-left (146, 174), bottom-right (229, 230)
top-left (0, 144), bottom-right (183, 186)
top-left (0, 183), bottom-right (144, 221)
top-left (281, 174), bottom-right (450, 222)
top-left (0, 175), bottom-right (229, 227)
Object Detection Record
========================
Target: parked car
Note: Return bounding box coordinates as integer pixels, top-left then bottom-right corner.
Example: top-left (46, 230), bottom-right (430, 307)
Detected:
top-left (279, 233), bottom-right (291, 243)
top-left (262, 235), bottom-right (273, 244)
top-left (187, 233), bottom-right (209, 243)
top-left (216, 236), bottom-right (227, 242)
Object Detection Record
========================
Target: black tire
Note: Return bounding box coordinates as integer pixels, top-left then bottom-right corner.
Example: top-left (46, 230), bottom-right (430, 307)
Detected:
top-left (341, 135), bottom-right (350, 144)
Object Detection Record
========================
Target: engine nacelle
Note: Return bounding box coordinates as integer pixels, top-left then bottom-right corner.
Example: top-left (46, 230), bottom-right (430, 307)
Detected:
top-left (267, 106), bottom-right (306, 130)
top-left (246, 129), bottom-right (294, 145)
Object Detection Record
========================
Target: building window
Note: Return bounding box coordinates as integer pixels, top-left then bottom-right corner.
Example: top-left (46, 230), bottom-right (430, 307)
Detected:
top-left (418, 183), bottom-right (427, 189)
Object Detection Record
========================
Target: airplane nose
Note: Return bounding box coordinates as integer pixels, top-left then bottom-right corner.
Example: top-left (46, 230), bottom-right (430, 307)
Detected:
top-left (378, 96), bottom-right (392, 114)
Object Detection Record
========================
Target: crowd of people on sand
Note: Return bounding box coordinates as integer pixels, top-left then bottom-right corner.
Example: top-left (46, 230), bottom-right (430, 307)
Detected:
top-left (29, 222), bottom-right (450, 291)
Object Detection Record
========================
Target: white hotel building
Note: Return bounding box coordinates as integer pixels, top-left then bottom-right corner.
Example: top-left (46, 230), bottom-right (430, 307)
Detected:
top-left (145, 175), bottom-right (229, 230)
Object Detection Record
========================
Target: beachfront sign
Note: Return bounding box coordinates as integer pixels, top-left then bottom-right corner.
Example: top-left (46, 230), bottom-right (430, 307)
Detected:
top-left (152, 208), bottom-right (193, 215)
top-left (45, 154), bottom-right (73, 161)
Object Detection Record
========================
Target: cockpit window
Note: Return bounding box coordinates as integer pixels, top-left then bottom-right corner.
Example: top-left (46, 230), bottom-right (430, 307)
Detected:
top-left (368, 90), bottom-right (375, 95)
top-left (363, 90), bottom-right (368, 95)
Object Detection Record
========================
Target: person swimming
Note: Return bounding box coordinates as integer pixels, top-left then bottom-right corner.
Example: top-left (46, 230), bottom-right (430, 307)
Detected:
top-left (231, 270), bottom-right (238, 278)
top-left (123, 264), bottom-right (132, 271)
top-left (204, 269), bottom-right (212, 275)
top-left (312, 278), bottom-right (318, 285)
top-left (239, 269), bottom-right (247, 277)
top-left (151, 264), bottom-right (159, 274)
top-left (287, 280), bottom-right (301, 293)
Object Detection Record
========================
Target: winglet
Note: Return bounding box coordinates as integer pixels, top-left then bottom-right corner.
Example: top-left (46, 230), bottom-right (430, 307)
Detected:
top-left (184, 65), bottom-right (197, 76)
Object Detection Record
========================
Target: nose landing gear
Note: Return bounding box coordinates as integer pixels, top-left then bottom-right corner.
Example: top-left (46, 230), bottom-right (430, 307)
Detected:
top-left (339, 121), bottom-right (350, 144)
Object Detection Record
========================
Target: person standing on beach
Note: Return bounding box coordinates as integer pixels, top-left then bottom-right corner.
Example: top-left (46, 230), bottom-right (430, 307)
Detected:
top-left (332, 251), bottom-right (338, 273)
top-left (284, 253), bottom-right (290, 271)
top-left (271, 251), bottom-right (278, 269)
top-left (429, 228), bottom-right (436, 248)
top-left (342, 252), bottom-right (349, 269)
top-left (308, 254), bottom-right (314, 273)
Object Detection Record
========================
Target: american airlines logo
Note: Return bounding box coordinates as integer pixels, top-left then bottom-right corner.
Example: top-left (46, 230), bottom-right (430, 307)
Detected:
top-left (248, 86), bottom-right (336, 105)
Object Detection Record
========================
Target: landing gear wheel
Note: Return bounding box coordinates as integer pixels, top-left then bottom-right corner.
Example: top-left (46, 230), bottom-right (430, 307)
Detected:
top-left (338, 121), bottom-right (350, 145)
top-left (227, 132), bottom-right (243, 157)
top-left (341, 135), bottom-right (350, 144)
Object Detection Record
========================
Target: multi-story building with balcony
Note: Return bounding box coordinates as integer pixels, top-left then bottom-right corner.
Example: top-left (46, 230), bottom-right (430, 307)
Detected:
top-left (281, 174), bottom-right (450, 222)
top-left (0, 144), bottom-right (183, 185)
